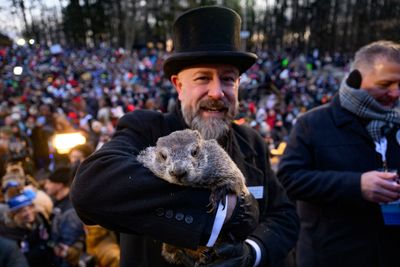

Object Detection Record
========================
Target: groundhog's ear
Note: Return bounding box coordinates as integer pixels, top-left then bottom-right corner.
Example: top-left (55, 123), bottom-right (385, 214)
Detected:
top-left (192, 130), bottom-right (202, 139)
top-left (137, 146), bottom-right (155, 163)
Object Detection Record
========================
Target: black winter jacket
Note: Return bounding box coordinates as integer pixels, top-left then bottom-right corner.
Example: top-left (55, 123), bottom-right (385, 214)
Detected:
top-left (278, 95), bottom-right (400, 267)
top-left (72, 107), bottom-right (299, 267)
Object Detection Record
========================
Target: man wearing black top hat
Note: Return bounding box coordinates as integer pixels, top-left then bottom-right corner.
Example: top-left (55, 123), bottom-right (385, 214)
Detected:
top-left (71, 6), bottom-right (298, 267)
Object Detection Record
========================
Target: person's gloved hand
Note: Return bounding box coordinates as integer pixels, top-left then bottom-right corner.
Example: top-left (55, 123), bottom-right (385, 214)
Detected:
top-left (223, 193), bottom-right (259, 240)
top-left (199, 241), bottom-right (256, 267)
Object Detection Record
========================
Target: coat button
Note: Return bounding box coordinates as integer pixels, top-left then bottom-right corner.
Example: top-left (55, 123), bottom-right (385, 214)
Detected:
top-left (184, 215), bottom-right (194, 224)
top-left (175, 213), bottom-right (184, 221)
top-left (165, 209), bottom-right (174, 219)
top-left (155, 208), bottom-right (164, 217)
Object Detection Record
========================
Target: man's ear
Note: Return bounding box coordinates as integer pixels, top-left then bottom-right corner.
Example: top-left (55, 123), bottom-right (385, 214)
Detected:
top-left (346, 69), bottom-right (362, 89)
top-left (171, 75), bottom-right (183, 99)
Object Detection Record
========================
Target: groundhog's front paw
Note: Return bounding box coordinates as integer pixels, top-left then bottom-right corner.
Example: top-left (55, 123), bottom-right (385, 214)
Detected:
top-left (161, 243), bottom-right (182, 264)
top-left (209, 187), bottom-right (231, 212)
top-left (196, 247), bottom-right (214, 264)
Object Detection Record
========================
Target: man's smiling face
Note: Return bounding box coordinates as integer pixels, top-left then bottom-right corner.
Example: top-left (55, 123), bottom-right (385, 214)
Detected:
top-left (171, 64), bottom-right (240, 140)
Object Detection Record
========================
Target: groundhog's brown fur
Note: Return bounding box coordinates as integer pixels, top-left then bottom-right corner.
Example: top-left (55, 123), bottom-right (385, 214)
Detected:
top-left (137, 129), bottom-right (249, 264)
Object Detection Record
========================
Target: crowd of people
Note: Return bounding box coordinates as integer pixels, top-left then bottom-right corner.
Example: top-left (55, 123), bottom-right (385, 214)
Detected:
top-left (0, 13), bottom-right (352, 266)
top-left (0, 40), bottom-right (348, 170)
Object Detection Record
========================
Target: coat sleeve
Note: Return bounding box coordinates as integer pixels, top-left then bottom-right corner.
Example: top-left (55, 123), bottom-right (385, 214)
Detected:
top-left (277, 115), bottom-right (364, 205)
top-left (70, 111), bottom-right (215, 249)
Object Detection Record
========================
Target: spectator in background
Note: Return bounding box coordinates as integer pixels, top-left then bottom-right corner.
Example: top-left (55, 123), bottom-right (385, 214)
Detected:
top-left (2, 184), bottom-right (53, 267)
top-left (68, 144), bottom-right (94, 167)
top-left (2, 161), bottom-right (53, 221)
top-left (0, 126), bottom-right (13, 176)
top-left (45, 167), bottom-right (85, 267)
top-left (30, 117), bottom-right (52, 171)
top-left (278, 40), bottom-right (400, 267)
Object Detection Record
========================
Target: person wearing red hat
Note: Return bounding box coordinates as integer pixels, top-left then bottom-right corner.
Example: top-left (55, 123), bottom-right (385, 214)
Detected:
top-left (72, 6), bottom-right (298, 267)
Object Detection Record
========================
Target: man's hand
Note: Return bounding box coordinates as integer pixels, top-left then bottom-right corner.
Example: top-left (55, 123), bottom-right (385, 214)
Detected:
top-left (53, 243), bottom-right (69, 258)
top-left (361, 170), bottom-right (400, 203)
top-left (223, 193), bottom-right (259, 240)
top-left (198, 241), bottom-right (256, 267)
top-left (177, 242), bottom-right (256, 267)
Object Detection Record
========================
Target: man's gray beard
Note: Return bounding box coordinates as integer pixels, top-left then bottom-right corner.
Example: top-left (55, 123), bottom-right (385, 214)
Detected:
top-left (181, 104), bottom-right (236, 140)
top-left (190, 115), bottom-right (230, 140)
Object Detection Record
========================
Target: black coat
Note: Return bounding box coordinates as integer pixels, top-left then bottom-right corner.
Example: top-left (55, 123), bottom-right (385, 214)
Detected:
top-left (71, 107), bottom-right (299, 267)
top-left (0, 236), bottom-right (29, 267)
top-left (278, 95), bottom-right (400, 267)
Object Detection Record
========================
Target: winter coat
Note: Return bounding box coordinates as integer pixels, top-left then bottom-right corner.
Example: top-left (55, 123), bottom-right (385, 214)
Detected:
top-left (278, 95), bottom-right (400, 267)
top-left (50, 195), bottom-right (85, 267)
top-left (0, 236), bottom-right (29, 267)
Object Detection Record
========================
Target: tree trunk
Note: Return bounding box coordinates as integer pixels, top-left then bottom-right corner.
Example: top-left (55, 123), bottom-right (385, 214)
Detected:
top-left (124, 0), bottom-right (136, 51)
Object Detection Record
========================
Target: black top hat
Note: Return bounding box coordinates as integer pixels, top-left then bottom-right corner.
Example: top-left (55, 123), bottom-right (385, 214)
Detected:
top-left (163, 6), bottom-right (257, 78)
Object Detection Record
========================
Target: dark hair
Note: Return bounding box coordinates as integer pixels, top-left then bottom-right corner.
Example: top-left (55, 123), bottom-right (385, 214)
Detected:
top-left (48, 166), bottom-right (73, 186)
top-left (70, 144), bottom-right (94, 158)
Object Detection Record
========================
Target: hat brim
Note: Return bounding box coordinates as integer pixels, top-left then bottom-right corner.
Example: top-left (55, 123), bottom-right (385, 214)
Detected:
top-left (163, 51), bottom-right (257, 79)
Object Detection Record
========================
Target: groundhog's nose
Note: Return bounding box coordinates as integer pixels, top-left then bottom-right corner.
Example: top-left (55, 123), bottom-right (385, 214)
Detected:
top-left (169, 167), bottom-right (187, 182)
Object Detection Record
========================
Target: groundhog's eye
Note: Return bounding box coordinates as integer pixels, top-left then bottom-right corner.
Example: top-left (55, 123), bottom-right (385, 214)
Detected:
top-left (158, 152), bottom-right (167, 161)
top-left (191, 146), bottom-right (199, 157)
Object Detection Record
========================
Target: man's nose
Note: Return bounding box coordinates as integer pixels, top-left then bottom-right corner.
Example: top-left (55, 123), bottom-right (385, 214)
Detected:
top-left (207, 79), bottom-right (224, 99)
top-left (388, 83), bottom-right (400, 98)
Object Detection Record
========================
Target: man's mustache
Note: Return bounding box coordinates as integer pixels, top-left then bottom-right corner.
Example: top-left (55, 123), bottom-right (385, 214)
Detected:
top-left (198, 99), bottom-right (229, 110)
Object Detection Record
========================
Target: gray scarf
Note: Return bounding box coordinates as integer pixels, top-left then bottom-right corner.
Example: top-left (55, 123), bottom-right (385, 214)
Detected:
top-left (339, 79), bottom-right (400, 142)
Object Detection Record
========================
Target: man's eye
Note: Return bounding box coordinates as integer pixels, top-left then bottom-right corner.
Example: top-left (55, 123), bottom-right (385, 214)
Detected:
top-left (377, 83), bottom-right (390, 88)
top-left (195, 76), bottom-right (209, 81)
top-left (222, 76), bottom-right (235, 83)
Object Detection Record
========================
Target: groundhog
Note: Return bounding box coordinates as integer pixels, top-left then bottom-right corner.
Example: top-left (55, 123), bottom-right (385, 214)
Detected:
top-left (137, 129), bottom-right (249, 264)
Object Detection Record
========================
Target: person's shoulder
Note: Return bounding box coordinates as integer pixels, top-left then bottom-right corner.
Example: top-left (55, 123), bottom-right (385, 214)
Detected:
top-left (298, 102), bottom-right (332, 123)
top-left (0, 236), bottom-right (18, 248)
top-left (233, 123), bottom-right (260, 137)
top-left (117, 110), bottom-right (165, 129)
top-left (232, 123), bottom-right (265, 145)
top-left (120, 110), bottom-right (164, 122)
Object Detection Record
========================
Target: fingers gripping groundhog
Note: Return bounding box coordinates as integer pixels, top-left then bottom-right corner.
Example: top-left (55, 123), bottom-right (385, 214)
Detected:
top-left (137, 129), bottom-right (249, 210)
